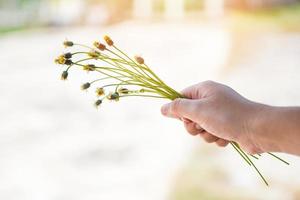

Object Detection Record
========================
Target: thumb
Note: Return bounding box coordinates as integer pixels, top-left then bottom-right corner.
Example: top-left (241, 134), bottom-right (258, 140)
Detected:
top-left (161, 98), bottom-right (200, 121)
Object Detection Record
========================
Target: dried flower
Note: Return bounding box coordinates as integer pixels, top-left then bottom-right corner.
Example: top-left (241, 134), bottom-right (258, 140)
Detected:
top-left (65, 59), bottom-right (73, 66)
top-left (64, 53), bottom-right (72, 59)
top-left (55, 36), bottom-right (290, 186)
top-left (81, 82), bottom-right (91, 90)
top-left (83, 64), bottom-right (96, 72)
top-left (55, 55), bottom-right (66, 65)
top-left (117, 87), bottom-right (129, 94)
top-left (103, 35), bottom-right (114, 46)
top-left (88, 50), bottom-right (100, 58)
top-left (93, 41), bottom-right (106, 51)
top-left (61, 71), bottom-right (68, 80)
top-left (63, 40), bottom-right (74, 48)
top-left (107, 92), bottom-right (119, 101)
top-left (96, 87), bottom-right (105, 96)
top-left (134, 56), bottom-right (144, 65)
top-left (94, 99), bottom-right (103, 107)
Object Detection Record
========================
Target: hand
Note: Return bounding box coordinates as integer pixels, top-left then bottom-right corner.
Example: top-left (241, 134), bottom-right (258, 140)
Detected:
top-left (161, 81), bottom-right (265, 154)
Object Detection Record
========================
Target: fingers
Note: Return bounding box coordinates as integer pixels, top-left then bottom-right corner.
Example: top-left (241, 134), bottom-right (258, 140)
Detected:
top-left (161, 98), bottom-right (202, 121)
top-left (183, 121), bottom-right (229, 147)
top-left (183, 121), bottom-right (204, 136)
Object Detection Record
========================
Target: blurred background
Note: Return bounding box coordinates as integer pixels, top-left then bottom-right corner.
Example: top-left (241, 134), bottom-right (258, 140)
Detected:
top-left (0, 0), bottom-right (300, 200)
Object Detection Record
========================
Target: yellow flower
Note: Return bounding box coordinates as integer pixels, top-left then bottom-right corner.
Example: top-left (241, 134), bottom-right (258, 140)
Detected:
top-left (55, 55), bottom-right (66, 65)
top-left (96, 87), bottom-right (105, 96)
top-left (103, 35), bottom-right (114, 46)
top-left (83, 64), bottom-right (96, 72)
top-left (88, 50), bottom-right (101, 58)
top-left (134, 56), bottom-right (144, 65)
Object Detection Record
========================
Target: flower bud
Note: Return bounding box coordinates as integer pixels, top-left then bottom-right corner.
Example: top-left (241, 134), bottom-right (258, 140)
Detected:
top-left (107, 92), bottom-right (119, 101)
top-left (61, 71), bottom-right (68, 80)
top-left (96, 87), bottom-right (105, 96)
top-left (117, 87), bottom-right (129, 94)
top-left (94, 99), bottom-right (103, 107)
top-left (81, 82), bottom-right (91, 90)
top-left (64, 53), bottom-right (72, 59)
top-left (103, 35), bottom-right (114, 46)
top-left (134, 56), bottom-right (144, 65)
top-left (64, 59), bottom-right (73, 66)
top-left (83, 64), bottom-right (96, 72)
top-left (63, 40), bottom-right (74, 48)
top-left (88, 50), bottom-right (100, 58)
top-left (93, 41), bottom-right (106, 51)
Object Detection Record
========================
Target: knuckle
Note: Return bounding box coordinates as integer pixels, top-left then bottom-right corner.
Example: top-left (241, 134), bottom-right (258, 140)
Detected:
top-left (171, 98), bottom-right (183, 113)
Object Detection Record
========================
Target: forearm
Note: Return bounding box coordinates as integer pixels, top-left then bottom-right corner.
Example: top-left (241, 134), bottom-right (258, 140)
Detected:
top-left (253, 105), bottom-right (300, 155)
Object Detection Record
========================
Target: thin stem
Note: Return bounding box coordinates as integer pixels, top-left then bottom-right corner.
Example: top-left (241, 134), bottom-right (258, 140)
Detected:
top-left (267, 152), bottom-right (290, 165)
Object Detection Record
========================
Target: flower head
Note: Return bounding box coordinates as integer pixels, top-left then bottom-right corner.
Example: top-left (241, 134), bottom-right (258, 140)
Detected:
top-left (94, 99), bottom-right (103, 108)
top-left (63, 40), bottom-right (74, 48)
top-left (134, 56), bottom-right (145, 65)
top-left (117, 87), bottom-right (129, 94)
top-left (103, 35), bottom-right (114, 46)
top-left (61, 71), bottom-right (68, 80)
top-left (64, 52), bottom-right (72, 59)
top-left (96, 87), bottom-right (105, 96)
top-left (93, 41), bottom-right (106, 51)
top-left (64, 59), bottom-right (73, 66)
top-left (81, 82), bottom-right (91, 90)
top-left (83, 64), bottom-right (96, 72)
top-left (88, 50), bottom-right (101, 58)
top-left (107, 92), bottom-right (119, 101)
top-left (55, 55), bottom-right (66, 65)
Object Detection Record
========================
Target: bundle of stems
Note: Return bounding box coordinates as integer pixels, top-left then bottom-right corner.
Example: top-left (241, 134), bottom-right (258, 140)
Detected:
top-left (55, 35), bottom-right (289, 186)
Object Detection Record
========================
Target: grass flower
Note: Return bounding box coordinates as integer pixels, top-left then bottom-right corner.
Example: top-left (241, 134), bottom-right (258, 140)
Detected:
top-left (61, 71), bottom-right (68, 80)
top-left (55, 34), bottom-right (289, 186)
top-left (81, 82), bottom-right (91, 90)
top-left (96, 87), bottom-right (105, 96)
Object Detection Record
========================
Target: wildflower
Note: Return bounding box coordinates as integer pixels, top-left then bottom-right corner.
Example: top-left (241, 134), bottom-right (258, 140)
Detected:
top-left (96, 87), bottom-right (105, 96)
top-left (64, 53), bottom-right (72, 59)
top-left (81, 82), bottom-right (91, 90)
top-left (134, 56), bottom-right (144, 65)
top-left (117, 87), bottom-right (129, 94)
top-left (65, 59), bottom-right (73, 66)
top-left (103, 35), bottom-right (114, 46)
top-left (107, 92), bottom-right (119, 101)
top-left (94, 99), bottom-right (103, 107)
top-left (55, 55), bottom-right (66, 65)
top-left (63, 40), bottom-right (74, 48)
top-left (83, 64), bottom-right (96, 72)
top-left (61, 71), bottom-right (68, 80)
top-left (88, 50), bottom-right (101, 58)
top-left (93, 41), bottom-right (106, 51)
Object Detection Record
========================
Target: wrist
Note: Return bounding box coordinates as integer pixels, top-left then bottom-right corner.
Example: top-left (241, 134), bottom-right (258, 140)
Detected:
top-left (250, 105), bottom-right (300, 154)
top-left (249, 104), bottom-right (282, 153)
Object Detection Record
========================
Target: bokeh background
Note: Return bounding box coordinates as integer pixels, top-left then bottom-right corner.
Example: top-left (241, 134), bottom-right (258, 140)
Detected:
top-left (0, 0), bottom-right (300, 199)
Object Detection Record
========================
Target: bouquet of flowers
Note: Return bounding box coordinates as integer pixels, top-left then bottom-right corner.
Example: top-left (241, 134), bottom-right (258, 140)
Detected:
top-left (55, 35), bottom-right (289, 186)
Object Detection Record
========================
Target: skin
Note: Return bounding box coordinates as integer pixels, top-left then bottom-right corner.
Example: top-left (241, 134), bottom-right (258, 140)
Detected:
top-left (161, 81), bottom-right (300, 156)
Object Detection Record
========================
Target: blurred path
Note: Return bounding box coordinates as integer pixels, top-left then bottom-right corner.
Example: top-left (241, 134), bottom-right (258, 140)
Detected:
top-left (0, 22), bottom-right (230, 200)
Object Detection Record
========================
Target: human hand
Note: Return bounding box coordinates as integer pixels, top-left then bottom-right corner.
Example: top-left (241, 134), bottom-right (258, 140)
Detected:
top-left (161, 81), bottom-right (265, 154)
